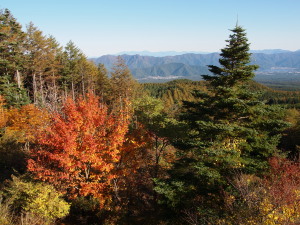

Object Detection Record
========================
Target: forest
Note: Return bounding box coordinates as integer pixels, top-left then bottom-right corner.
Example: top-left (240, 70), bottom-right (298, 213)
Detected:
top-left (1, 8), bottom-right (300, 225)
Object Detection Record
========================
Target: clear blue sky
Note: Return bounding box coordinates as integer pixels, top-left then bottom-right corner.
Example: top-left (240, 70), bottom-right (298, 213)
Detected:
top-left (1, 0), bottom-right (299, 57)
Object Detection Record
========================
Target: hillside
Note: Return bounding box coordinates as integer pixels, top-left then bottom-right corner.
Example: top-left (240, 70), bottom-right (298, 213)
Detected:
top-left (143, 79), bottom-right (300, 109)
top-left (90, 51), bottom-right (300, 88)
top-left (91, 51), bottom-right (300, 72)
top-left (131, 63), bottom-right (210, 80)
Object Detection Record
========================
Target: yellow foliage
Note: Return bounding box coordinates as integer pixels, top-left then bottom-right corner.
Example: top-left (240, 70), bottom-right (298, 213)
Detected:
top-left (5, 104), bottom-right (50, 143)
top-left (3, 176), bottom-right (70, 223)
top-left (221, 138), bottom-right (245, 152)
top-left (220, 170), bottom-right (300, 225)
top-left (0, 97), bottom-right (50, 144)
top-left (259, 196), bottom-right (300, 225)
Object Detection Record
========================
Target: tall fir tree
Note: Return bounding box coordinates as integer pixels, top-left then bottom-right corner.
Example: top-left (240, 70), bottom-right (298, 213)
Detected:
top-left (155, 25), bottom-right (289, 222)
top-left (60, 41), bottom-right (85, 100)
top-left (180, 26), bottom-right (288, 174)
top-left (94, 63), bottom-right (110, 101)
top-left (0, 9), bottom-right (29, 107)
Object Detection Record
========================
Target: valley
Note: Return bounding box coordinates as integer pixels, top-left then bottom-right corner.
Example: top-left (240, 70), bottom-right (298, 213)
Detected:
top-left (91, 51), bottom-right (300, 90)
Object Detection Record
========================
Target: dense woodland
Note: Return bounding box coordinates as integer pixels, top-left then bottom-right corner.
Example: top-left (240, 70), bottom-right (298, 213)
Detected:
top-left (1, 9), bottom-right (300, 225)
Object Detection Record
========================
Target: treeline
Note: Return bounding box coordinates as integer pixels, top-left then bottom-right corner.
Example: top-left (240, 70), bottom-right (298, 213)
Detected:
top-left (1, 8), bottom-right (300, 225)
top-left (143, 79), bottom-right (300, 109)
top-left (0, 9), bottom-right (136, 110)
top-left (262, 88), bottom-right (300, 106)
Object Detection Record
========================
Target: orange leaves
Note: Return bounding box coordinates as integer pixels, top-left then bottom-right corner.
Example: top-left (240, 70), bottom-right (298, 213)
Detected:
top-left (0, 96), bottom-right (7, 128)
top-left (28, 93), bottom-right (130, 207)
top-left (117, 123), bottom-right (152, 175)
top-left (0, 96), bottom-right (50, 143)
top-left (5, 104), bottom-right (50, 143)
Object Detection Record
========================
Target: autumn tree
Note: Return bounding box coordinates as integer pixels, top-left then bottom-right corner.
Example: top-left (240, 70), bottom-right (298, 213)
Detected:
top-left (261, 157), bottom-right (300, 224)
top-left (28, 93), bottom-right (130, 208)
top-left (110, 56), bottom-right (138, 106)
top-left (108, 123), bottom-right (153, 218)
top-left (0, 95), bottom-right (25, 181)
top-left (221, 157), bottom-right (300, 224)
top-left (2, 175), bottom-right (70, 224)
top-left (24, 23), bottom-right (63, 106)
top-left (5, 104), bottom-right (50, 144)
top-left (0, 98), bottom-right (50, 181)
top-left (0, 95), bottom-right (7, 130)
top-left (99, 94), bottom-right (180, 223)
top-left (133, 94), bottom-right (178, 181)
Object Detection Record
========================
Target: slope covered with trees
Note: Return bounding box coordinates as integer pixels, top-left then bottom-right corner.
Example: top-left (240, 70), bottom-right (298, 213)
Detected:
top-left (0, 8), bottom-right (300, 225)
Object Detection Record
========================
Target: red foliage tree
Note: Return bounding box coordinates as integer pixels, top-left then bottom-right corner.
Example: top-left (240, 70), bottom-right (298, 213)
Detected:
top-left (267, 157), bottom-right (300, 207)
top-left (27, 93), bottom-right (130, 207)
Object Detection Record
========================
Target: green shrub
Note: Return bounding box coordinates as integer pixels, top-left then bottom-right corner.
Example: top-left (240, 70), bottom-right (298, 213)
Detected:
top-left (2, 176), bottom-right (70, 224)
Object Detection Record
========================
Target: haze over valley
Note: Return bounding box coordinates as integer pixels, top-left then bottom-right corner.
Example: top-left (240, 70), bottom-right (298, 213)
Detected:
top-left (91, 49), bottom-right (300, 89)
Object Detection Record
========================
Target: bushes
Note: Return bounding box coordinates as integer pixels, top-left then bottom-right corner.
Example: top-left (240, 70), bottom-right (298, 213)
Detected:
top-left (221, 157), bottom-right (300, 224)
top-left (1, 176), bottom-right (70, 224)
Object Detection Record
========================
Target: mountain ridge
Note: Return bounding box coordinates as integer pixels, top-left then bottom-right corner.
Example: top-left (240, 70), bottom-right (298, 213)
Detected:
top-left (115, 50), bottom-right (213, 57)
top-left (89, 50), bottom-right (300, 82)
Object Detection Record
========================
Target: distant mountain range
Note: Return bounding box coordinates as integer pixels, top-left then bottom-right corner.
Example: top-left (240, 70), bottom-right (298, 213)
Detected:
top-left (115, 51), bottom-right (213, 57)
top-left (131, 63), bottom-right (210, 80)
top-left (90, 50), bottom-right (300, 82)
top-left (113, 49), bottom-right (297, 57)
top-left (250, 49), bottom-right (296, 54)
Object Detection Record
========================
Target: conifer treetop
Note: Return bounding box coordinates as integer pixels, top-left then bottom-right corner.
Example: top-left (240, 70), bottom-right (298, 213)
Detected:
top-left (203, 25), bottom-right (259, 88)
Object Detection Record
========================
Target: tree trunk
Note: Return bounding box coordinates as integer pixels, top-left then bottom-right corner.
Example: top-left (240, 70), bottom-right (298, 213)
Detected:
top-left (33, 73), bottom-right (37, 104)
top-left (39, 73), bottom-right (45, 105)
top-left (15, 70), bottom-right (21, 88)
top-left (71, 79), bottom-right (75, 101)
top-left (81, 72), bottom-right (85, 96)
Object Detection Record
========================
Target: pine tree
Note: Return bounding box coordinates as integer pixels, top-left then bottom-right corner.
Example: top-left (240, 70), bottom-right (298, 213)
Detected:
top-left (0, 9), bottom-right (29, 107)
top-left (60, 41), bottom-right (86, 100)
top-left (76, 57), bottom-right (98, 96)
top-left (180, 26), bottom-right (288, 174)
top-left (155, 25), bottom-right (289, 220)
top-left (0, 9), bottom-right (25, 78)
top-left (94, 63), bottom-right (111, 102)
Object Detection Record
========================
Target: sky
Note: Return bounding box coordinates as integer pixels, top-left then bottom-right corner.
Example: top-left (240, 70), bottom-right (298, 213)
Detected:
top-left (1, 0), bottom-right (299, 57)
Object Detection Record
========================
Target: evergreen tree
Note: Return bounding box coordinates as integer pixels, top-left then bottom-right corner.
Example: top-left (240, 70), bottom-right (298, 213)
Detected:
top-left (155, 25), bottom-right (289, 222)
top-left (181, 26), bottom-right (288, 173)
top-left (60, 41), bottom-right (85, 100)
top-left (0, 9), bottom-right (29, 107)
top-left (94, 63), bottom-right (111, 102)
top-left (76, 57), bottom-right (98, 96)
top-left (0, 9), bottom-right (24, 78)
